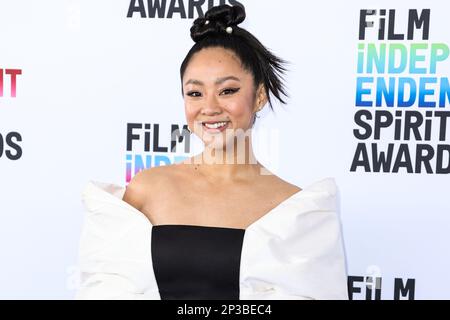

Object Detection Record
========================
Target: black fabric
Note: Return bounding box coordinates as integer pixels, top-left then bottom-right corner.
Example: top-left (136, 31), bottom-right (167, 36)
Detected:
top-left (151, 224), bottom-right (245, 300)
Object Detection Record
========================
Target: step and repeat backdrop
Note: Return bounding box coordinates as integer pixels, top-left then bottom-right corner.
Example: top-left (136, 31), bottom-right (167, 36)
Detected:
top-left (0, 0), bottom-right (449, 299)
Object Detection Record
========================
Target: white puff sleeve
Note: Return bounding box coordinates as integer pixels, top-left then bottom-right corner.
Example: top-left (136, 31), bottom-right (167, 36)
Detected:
top-left (239, 178), bottom-right (348, 300)
top-left (75, 181), bottom-right (160, 300)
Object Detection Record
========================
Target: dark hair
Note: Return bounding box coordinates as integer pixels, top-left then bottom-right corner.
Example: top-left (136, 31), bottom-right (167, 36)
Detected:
top-left (179, 4), bottom-right (289, 113)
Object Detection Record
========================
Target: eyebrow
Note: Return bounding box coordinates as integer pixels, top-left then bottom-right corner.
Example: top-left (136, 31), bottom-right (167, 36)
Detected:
top-left (184, 76), bottom-right (241, 86)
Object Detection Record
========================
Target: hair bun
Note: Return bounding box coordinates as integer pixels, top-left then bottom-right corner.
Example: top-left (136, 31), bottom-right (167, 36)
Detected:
top-left (190, 4), bottom-right (246, 42)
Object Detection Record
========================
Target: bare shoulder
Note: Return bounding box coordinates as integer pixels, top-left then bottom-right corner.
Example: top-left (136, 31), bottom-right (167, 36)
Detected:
top-left (122, 165), bottom-right (179, 211)
top-left (259, 167), bottom-right (302, 195)
top-left (275, 178), bottom-right (302, 196)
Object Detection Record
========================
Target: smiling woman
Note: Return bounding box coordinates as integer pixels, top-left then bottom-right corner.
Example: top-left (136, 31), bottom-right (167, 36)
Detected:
top-left (178, 3), bottom-right (289, 161)
top-left (182, 47), bottom-right (263, 150)
top-left (76, 3), bottom-right (348, 300)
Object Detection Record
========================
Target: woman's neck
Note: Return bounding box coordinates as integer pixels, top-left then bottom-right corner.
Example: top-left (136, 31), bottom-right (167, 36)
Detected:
top-left (183, 135), bottom-right (269, 182)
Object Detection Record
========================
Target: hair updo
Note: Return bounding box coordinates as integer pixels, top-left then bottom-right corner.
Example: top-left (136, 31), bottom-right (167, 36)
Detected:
top-left (179, 4), bottom-right (289, 113)
top-left (189, 4), bottom-right (245, 43)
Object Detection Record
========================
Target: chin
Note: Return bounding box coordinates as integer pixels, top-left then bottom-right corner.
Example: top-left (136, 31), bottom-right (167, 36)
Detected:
top-left (202, 134), bottom-right (235, 153)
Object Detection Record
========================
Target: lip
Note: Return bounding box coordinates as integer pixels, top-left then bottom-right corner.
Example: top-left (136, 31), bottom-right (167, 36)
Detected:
top-left (201, 120), bottom-right (230, 124)
top-left (201, 121), bottom-right (231, 133)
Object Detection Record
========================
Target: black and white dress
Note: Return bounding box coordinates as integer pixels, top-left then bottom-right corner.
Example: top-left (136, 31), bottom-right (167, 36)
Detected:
top-left (76, 178), bottom-right (348, 300)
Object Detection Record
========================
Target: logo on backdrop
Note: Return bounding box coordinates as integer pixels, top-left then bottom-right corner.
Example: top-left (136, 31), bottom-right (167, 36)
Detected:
top-left (1, 68), bottom-right (23, 161)
top-left (350, 9), bottom-right (450, 174)
top-left (125, 122), bottom-right (191, 183)
top-left (126, 0), bottom-right (244, 18)
top-left (0, 132), bottom-right (22, 161)
top-left (0, 68), bottom-right (22, 98)
top-left (348, 265), bottom-right (416, 300)
top-left (348, 275), bottom-right (416, 300)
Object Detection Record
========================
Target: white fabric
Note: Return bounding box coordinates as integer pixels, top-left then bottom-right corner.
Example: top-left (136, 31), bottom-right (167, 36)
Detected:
top-left (75, 177), bottom-right (348, 300)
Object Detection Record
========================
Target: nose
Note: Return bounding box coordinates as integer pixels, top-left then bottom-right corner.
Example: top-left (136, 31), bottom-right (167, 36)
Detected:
top-left (201, 93), bottom-right (222, 116)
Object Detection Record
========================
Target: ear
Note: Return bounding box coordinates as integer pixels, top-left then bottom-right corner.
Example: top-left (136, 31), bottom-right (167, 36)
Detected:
top-left (253, 83), bottom-right (268, 112)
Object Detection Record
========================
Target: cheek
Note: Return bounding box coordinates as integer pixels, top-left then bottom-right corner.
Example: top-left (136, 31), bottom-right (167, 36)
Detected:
top-left (226, 96), bottom-right (255, 120)
top-left (184, 102), bottom-right (197, 121)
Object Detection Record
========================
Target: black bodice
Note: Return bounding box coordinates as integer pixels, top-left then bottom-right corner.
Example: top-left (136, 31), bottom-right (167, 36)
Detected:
top-left (151, 224), bottom-right (245, 300)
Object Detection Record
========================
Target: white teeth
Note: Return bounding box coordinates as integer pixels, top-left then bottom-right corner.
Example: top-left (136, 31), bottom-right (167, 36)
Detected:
top-left (204, 121), bottom-right (228, 129)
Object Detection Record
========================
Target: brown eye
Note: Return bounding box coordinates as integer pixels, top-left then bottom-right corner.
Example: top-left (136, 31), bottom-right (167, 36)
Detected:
top-left (187, 91), bottom-right (201, 97)
top-left (220, 88), bottom-right (240, 95)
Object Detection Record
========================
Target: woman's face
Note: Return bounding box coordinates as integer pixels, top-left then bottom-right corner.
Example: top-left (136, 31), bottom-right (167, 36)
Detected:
top-left (182, 47), bottom-right (266, 149)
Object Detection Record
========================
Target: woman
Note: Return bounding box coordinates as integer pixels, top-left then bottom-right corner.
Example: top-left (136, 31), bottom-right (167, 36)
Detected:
top-left (76, 4), bottom-right (348, 300)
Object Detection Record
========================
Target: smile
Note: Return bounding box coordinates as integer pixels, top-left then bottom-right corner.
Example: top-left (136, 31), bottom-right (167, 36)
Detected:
top-left (201, 121), bottom-right (231, 133)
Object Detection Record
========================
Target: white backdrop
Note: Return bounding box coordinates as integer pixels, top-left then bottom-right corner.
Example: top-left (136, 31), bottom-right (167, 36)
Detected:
top-left (0, 0), bottom-right (449, 299)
